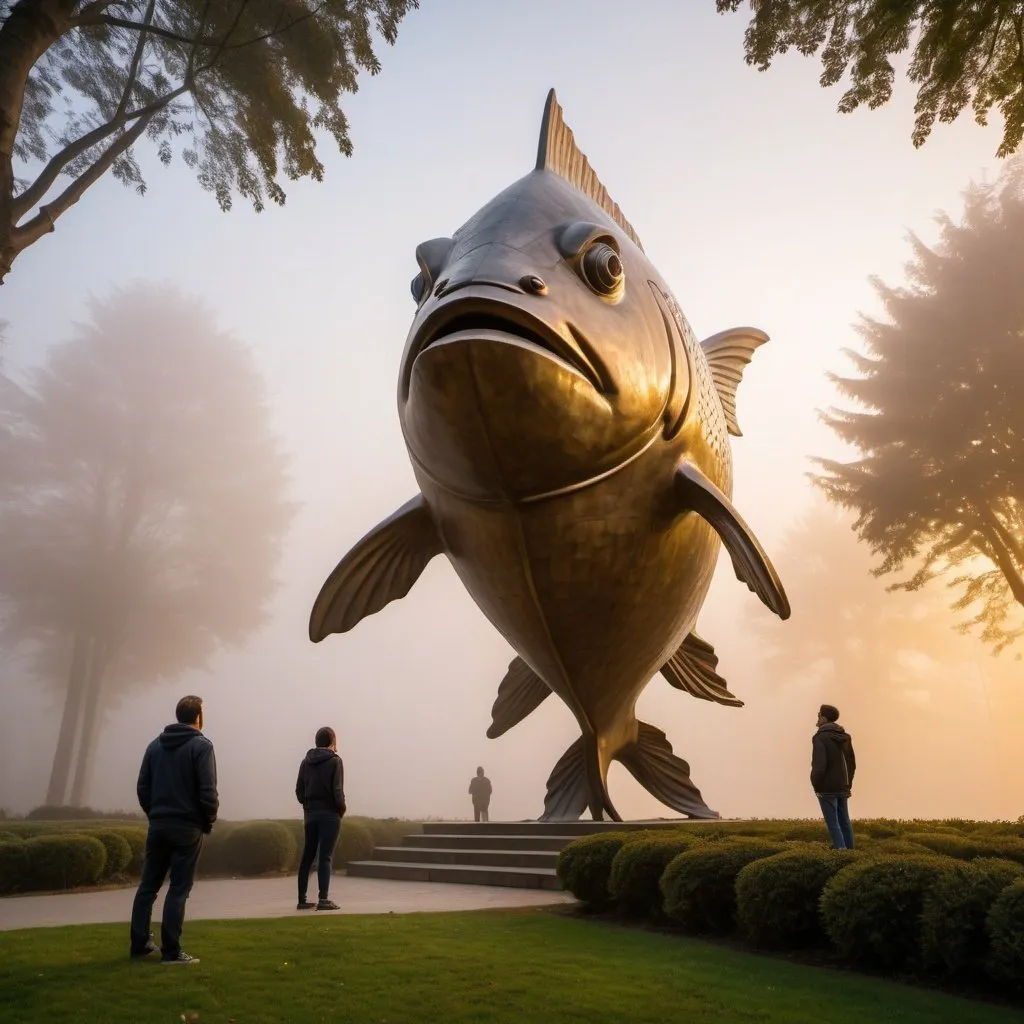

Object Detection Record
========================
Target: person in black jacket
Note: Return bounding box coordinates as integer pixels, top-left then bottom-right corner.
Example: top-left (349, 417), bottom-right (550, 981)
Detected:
top-left (811, 703), bottom-right (856, 849)
top-left (129, 695), bottom-right (218, 965)
top-left (295, 726), bottom-right (346, 911)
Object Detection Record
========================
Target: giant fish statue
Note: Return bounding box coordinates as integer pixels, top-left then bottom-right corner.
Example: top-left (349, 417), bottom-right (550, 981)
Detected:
top-left (310, 90), bottom-right (790, 821)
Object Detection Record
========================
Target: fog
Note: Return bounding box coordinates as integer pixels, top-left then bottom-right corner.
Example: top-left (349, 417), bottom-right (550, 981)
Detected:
top-left (1, 1), bottom-right (1021, 825)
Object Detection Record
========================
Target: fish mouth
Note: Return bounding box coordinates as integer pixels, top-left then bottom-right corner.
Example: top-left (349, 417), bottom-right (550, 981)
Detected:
top-left (404, 299), bottom-right (610, 398)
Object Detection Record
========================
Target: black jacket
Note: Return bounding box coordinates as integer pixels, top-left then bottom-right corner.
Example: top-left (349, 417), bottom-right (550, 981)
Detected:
top-left (810, 723), bottom-right (856, 797)
top-left (137, 724), bottom-right (219, 832)
top-left (469, 775), bottom-right (492, 807)
top-left (295, 748), bottom-right (345, 816)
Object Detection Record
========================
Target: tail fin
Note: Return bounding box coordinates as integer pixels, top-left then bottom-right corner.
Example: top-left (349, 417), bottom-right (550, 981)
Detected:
top-left (539, 734), bottom-right (622, 822)
top-left (617, 722), bottom-right (720, 819)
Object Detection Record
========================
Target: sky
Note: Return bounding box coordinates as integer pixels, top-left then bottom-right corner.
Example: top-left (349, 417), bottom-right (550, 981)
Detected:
top-left (1, 1), bottom-right (1020, 824)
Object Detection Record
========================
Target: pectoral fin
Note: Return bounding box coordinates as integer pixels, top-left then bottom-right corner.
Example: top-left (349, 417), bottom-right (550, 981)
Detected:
top-left (309, 495), bottom-right (443, 642)
top-left (487, 657), bottom-right (552, 738)
top-left (674, 461), bottom-right (790, 620)
top-left (661, 633), bottom-right (743, 707)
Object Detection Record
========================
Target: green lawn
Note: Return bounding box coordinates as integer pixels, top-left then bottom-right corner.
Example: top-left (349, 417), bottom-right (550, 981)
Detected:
top-left (0, 908), bottom-right (1016, 1024)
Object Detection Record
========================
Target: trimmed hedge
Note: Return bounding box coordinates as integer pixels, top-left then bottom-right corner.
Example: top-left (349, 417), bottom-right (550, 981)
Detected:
top-left (661, 839), bottom-right (786, 934)
top-left (104, 827), bottom-right (147, 876)
top-left (221, 822), bottom-right (296, 877)
top-left (820, 855), bottom-right (947, 970)
top-left (91, 830), bottom-right (132, 880)
top-left (919, 858), bottom-right (1023, 980)
top-left (557, 832), bottom-right (632, 906)
top-left (24, 834), bottom-right (107, 891)
top-left (986, 877), bottom-right (1024, 989)
top-left (608, 832), bottom-right (704, 918)
top-left (904, 831), bottom-right (1024, 866)
top-left (0, 840), bottom-right (29, 894)
top-left (735, 847), bottom-right (860, 948)
top-left (338, 819), bottom-right (375, 865)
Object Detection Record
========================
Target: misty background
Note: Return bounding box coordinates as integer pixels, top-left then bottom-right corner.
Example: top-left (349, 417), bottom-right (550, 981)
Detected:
top-left (1, 1), bottom-right (1020, 824)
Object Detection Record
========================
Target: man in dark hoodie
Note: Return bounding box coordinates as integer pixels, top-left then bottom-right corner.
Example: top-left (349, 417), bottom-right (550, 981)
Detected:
top-left (811, 703), bottom-right (856, 849)
top-left (130, 694), bottom-right (218, 965)
top-left (295, 726), bottom-right (346, 911)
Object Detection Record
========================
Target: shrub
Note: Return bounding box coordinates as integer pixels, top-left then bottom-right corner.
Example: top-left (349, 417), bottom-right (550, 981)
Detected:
top-left (920, 858), bottom-right (1023, 980)
top-left (820, 855), bottom-right (947, 970)
top-left (221, 822), bottom-right (296, 877)
top-left (608, 832), bottom-right (703, 918)
top-left (661, 839), bottom-right (785, 934)
top-left (987, 877), bottom-right (1024, 989)
top-left (23, 834), bottom-right (107, 891)
top-left (196, 826), bottom-right (234, 877)
top-left (89, 830), bottom-right (132, 880)
top-left (337, 819), bottom-right (374, 866)
top-left (778, 822), bottom-right (835, 844)
top-left (860, 838), bottom-right (932, 858)
top-left (0, 830), bottom-right (20, 844)
top-left (0, 840), bottom-right (29, 894)
top-left (557, 832), bottom-right (633, 906)
top-left (104, 827), bottom-right (147, 876)
top-left (735, 848), bottom-right (860, 948)
top-left (25, 805), bottom-right (142, 821)
top-left (904, 831), bottom-right (1024, 865)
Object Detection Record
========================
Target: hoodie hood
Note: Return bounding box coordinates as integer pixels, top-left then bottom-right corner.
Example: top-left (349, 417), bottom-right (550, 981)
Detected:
top-left (304, 747), bottom-right (337, 766)
top-left (816, 722), bottom-right (851, 742)
top-left (159, 723), bottom-right (203, 751)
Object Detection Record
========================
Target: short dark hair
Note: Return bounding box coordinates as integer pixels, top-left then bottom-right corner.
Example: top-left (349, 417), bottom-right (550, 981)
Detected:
top-left (176, 695), bottom-right (203, 725)
top-left (315, 726), bottom-right (336, 748)
top-left (819, 704), bottom-right (840, 723)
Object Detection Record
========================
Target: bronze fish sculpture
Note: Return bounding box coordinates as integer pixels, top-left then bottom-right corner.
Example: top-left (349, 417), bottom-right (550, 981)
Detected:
top-left (310, 90), bottom-right (790, 821)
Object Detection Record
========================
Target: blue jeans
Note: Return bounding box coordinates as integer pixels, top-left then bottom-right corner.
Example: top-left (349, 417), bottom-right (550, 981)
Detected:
top-left (298, 812), bottom-right (342, 901)
top-left (130, 822), bottom-right (204, 957)
top-left (818, 795), bottom-right (854, 849)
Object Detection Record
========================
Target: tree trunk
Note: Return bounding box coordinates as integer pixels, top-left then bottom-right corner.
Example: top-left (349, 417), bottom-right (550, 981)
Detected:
top-left (0, 0), bottom-right (79, 283)
top-left (67, 645), bottom-right (110, 808)
top-left (44, 632), bottom-right (88, 806)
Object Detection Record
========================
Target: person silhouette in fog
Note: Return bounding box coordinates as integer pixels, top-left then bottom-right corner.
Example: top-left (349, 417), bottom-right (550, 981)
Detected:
top-left (468, 766), bottom-right (492, 822)
top-left (295, 726), bottom-right (346, 910)
top-left (811, 704), bottom-right (856, 849)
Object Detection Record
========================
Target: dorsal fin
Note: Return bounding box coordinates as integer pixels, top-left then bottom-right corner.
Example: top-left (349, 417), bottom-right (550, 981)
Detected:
top-left (536, 88), bottom-right (644, 252)
top-left (700, 327), bottom-right (770, 437)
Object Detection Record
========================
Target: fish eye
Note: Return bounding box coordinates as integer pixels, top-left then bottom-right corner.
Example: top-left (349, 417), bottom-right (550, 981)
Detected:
top-left (410, 273), bottom-right (427, 303)
top-left (579, 241), bottom-right (624, 296)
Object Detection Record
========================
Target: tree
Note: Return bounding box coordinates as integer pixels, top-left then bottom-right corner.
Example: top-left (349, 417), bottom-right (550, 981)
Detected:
top-left (717, 1), bottom-right (1024, 157)
top-left (813, 159), bottom-right (1024, 652)
top-left (744, 501), bottom-right (969, 707)
top-left (0, 0), bottom-right (417, 284)
top-left (0, 282), bottom-right (294, 805)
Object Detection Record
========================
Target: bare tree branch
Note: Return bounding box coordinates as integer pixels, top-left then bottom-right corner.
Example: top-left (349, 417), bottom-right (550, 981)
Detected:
top-left (114, 0), bottom-right (157, 120)
top-left (10, 112), bottom-right (156, 254)
top-left (12, 82), bottom-right (189, 221)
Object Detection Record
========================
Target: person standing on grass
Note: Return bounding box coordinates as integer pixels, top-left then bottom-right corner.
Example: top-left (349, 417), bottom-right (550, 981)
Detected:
top-left (295, 726), bottom-right (346, 911)
top-left (130, 694), bottom-right (218, 965)
top-left (811, 703), bottom-right (856, 849)
top-left (469, 766), bottom-right (492, 823)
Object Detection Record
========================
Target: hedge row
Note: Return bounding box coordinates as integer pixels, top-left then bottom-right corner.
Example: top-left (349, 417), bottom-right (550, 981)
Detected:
top-left (556, 827), bottom-right (1024, 994)
top-left (0, 817), bottom-right (420, 894)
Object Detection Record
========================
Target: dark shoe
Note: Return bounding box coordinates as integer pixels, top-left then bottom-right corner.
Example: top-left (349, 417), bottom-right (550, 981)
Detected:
top-left (316, 898), bottom-right (340, 911)
top-left (130, 935), bottom-right (158, 959)
top-left (160, 951), bottom-right (200, 965)
top-left (297, 900), bottom-right (315, 910)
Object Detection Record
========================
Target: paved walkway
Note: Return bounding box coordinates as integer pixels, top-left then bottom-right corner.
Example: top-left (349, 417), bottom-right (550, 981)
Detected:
top-left (0, 875), bottom-right (573, 932)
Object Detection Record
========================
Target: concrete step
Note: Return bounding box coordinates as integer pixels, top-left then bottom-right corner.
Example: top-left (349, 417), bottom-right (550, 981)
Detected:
top-left (346, 859), bottom-right (563, 891)
top-left (420, 819), bottom-right (696, 837)
top-left (373, 846), bottom-right (559, 869)
top-left (403, 833), bottom-right (577, 852)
